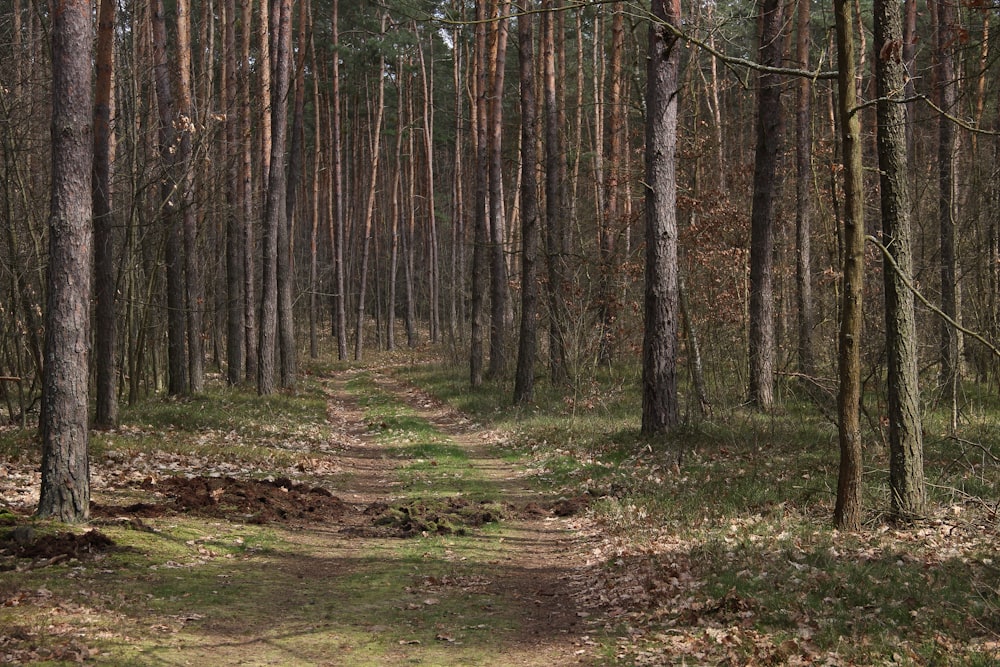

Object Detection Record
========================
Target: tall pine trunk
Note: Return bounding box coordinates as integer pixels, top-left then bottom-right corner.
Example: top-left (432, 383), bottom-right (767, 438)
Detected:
top-left (176, 0), bottom-right (205, 394)
top-left (747, 0), bottom-right (785, 409)
top-left (224, 0), bottom-right (245, 384)
top-left (514, 3), bottom-right (540, 404)
top-left (331, 0), bottom-right (347, 360)
top-left (794, 0), bottom-right (814, 377)
top-left (240, 0), bottom-right (258, 383)
top-left (38, 0), bottom-right (93, 522)
top-left (259, 0), bottom-right (293, 394)
top-left (488, 2), bottom-right (511, 378)
top-left (642, 0), bottom-right (681, 435)
top-left (875, 0), bottom-right (925, 519)
top-left (93, 0), bottom-right (118, 427)
top-left (936, 0), bottom-right (960, 420)
top-left (542, 0), bottom-right (569, 384)
top-left (470, 0), bottom-right (489, 387)
top-left (354, 22), bottom-right (387, 362)
top-left (151, 0), bottom-right (187, 396)
top-left (833, 0), bottom-right (865, 530)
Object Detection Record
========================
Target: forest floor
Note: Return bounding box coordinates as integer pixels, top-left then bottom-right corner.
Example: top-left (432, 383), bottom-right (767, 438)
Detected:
top-left (0, 365), bottom-right (608, 666)
top-left (3, 355), bottom-right (1000, 666)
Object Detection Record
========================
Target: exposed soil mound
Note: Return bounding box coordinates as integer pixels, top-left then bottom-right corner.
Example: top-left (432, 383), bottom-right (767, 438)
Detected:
top-left (362, 497), bottom-right (506, 537)
top-left (0, 527), bottom-right (114, 565)
top-left (94, 476), bottom-right (349, 525)
top-left (155, 476), bottom-right (349, 524)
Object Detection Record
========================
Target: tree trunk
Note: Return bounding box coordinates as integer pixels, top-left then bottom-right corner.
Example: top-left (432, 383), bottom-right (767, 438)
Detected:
top-left (224, 0), bottom-right (245, 384)
top-left (38, 0), bottom-right (93, 522)
top-left (331, 0), bottom-right (347, 361)
top-left (514, 3), bottom-right (540, 404)
top-left (936, 0), bottom-right (960, 416)
top-left (794, 0), bottom-right (814, 377)
top-left (240, 0), bottom-right (258, 384)
top-left (599, 4), bottom-right (625, 364)
top-left (833, 0), bottom-right (865, 531)
top-left (404, 85), bottom-right (419, 348)
top-left (176, 0), bottom-right (205, 394)
top-left (488, 1), bottom-right (511, 378)
top-left (151, 0), bottom-right (187, 396)
top-left (470, 0), bottom-right (489, 387)
top-left (748, 0), bottom-right (785, 410)
top-left (874, 0), bottom-right (925, 519)
top-left (259, 0), bottom-right (293, 394)
top-left (93, 0), bottom-right (118, 427)
top-left (355, 22), bottom-right (387, 362)
top-left (417, 27), bottom-right (440, 344)
top-left (389, 58), bottom-right (405, 353)
top-left (309, 17), bottom-right (321, 360)
top-left (450, 4), bottom-right (465, 344)
top-left (642, 0), bottom-right (681, 435)
top-left (542, 0), bottom-right (569, 384)
top-left (276, 0), bottom-right (297, 389)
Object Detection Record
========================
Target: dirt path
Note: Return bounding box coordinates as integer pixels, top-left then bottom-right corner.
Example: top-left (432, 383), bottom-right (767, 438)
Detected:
top-left (314, 368), bottom-right (600, 666)
top-left (0, 367), bottom-right (604, 666)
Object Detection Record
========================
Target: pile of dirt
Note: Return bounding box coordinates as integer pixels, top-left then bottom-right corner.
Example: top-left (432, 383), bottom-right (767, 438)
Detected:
top-left (0, 527), bottom-right (115, 568)
top-left (363, 497), bottom-right (506, 537)
top-left (94, 476), bottom-right (349, 525)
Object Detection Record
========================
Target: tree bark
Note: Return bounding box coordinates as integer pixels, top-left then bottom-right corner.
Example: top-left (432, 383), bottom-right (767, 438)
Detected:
top-left (542, 0), bottom-right (569, 384)
top-left (488, 1), bottom-right (511, 378)
top-left (309, 14), bottom-right (321, 360)
top-left (259, 0), bottom-right (293, 394)
top-left (875, 0), bottom-right (926, 519)
top-left (279, 0), bottom-right (306, 387)
top-left (642, 0), bottom-right (681, 435)
top-left (93, 0), bottom-right (118, 427)
top-left (176, 0), bottom-right (205, 394)
top-left (514, 3), bottom-right (540, 404)
top-left (354, 20), bottom-right (387, 362)
top-left (240, 0), bottom-right (258, 383)
top-left (151, 0), bottom-right (187, 396)
top-left (748, 0), bottom-right (785, 410)
top-left (598, 4), bottom-right (625, 364)
top-left (224, 0), bottom-right (245, 385)
top-left (331, 0), bottom-right (347, 361)
top-left (833, 0), bottom-right (865, 530)
top-left (38, 0), bottom-right (93, 522)
top-left (794, 0), bottom-right (814, 377)
top-left (450, 2), bottom-right (465, 345)
top-left (936, 0), bottom-right (960, 415)
top-left (417, 27), bottom-right (440, 344)
top-left (470, 0), bottom-right (489, 387)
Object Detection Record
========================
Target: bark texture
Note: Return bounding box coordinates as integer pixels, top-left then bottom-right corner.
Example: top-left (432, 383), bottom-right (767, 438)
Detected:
top-left (748, 0), bottom-right (785, 410)
top-left (833, 0), bottom-right (865, 530)
top-left (875, 0), bottom-right (925, 518)
top-left (38, 0), bottom-right (93, 522)
top-left (93, 0), bottom-right (118, 427)
top-left (514, 5), bottom-right (539, 404)
top-left (641, 0), bottom-right (681, 435)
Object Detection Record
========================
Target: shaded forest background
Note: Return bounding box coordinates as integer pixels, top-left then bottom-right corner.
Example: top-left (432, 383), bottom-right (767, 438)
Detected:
top-left (1, 0), bottom-right (999, 512)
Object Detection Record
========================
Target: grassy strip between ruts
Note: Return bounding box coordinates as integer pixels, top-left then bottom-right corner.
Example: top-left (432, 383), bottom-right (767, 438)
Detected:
top-left (0, 362), bottom-right (586, 666)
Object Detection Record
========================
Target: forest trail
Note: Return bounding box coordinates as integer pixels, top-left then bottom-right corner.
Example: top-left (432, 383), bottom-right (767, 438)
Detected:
top-left (0, 366), bottom-right (606, 665)
top-left (302, 367), bottom-right (600, 666)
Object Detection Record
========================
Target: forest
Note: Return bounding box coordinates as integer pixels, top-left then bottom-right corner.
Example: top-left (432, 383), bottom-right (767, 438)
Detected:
top-left (1, 0), bottom-right (999, 663)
